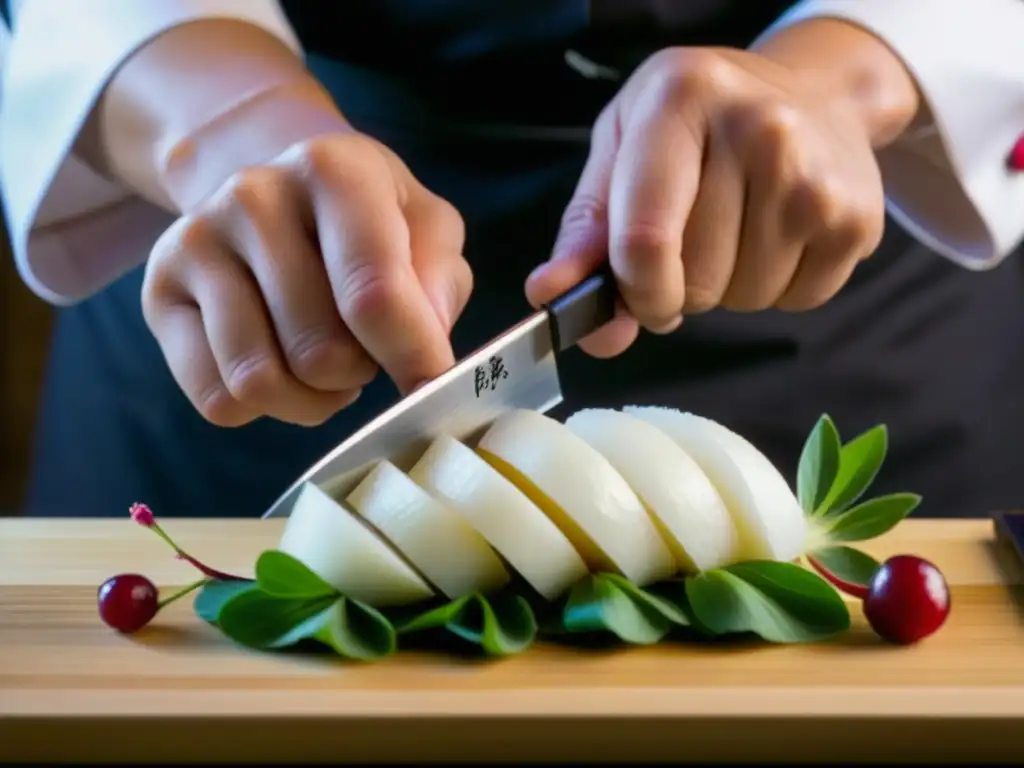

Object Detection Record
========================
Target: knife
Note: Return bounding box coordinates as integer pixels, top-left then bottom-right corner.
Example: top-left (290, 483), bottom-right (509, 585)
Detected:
top-left (262, 266), bottom-right (618, 518)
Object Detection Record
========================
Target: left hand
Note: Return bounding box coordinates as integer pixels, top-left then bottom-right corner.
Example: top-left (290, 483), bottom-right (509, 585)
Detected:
top-left (526, 47), bottom-right (886, 358)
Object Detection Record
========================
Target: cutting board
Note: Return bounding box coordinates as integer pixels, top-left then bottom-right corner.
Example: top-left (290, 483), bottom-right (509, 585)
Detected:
top-left (1, 518), bottom-right (1021, 764)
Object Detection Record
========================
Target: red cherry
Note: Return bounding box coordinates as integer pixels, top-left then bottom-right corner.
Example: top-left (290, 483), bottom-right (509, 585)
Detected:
top-left (862, 555), bottom-right (951, 645)
top-left (97, 573), bottom-right (159, 633)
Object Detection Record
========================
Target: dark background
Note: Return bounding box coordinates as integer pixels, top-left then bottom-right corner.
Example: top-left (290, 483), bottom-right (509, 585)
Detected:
top-left (0, 213), bottom-right (52, 515)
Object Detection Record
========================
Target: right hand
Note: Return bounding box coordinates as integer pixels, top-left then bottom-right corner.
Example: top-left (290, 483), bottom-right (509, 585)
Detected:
top-left (142, 132), bottom-right (472, 428)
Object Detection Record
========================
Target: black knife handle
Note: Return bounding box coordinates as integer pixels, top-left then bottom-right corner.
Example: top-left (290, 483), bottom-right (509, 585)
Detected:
top-left (543, 263), bottom-right (618, 353)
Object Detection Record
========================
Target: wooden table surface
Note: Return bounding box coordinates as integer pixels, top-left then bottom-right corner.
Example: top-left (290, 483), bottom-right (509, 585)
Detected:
top-left (1, 518), bottom-right (1021, 764)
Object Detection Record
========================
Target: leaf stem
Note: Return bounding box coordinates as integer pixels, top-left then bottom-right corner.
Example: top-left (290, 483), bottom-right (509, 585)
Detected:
top-left (807, 556), bottom-right (869, 600)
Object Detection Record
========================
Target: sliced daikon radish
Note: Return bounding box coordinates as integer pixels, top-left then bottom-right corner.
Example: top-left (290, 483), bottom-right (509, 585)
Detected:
top-left (476, 409), bottom-right (676, 586)
top-left (564, 408), bottom-right (740, 572)
top-left (408, 435), bottom-right (587, 600)
top-left (277, 482), bottom-right (434, 607)
top-left (625, 406), bottom-right (806, 563)
top-left (346, 460), bottom-right (510, 600)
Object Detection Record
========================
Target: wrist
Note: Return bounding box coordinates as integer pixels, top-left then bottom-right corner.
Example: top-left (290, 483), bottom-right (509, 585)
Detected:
top-left (158, 78), bottom-right (352, 211)
top-left (752, 18), bottom-right (921, 148)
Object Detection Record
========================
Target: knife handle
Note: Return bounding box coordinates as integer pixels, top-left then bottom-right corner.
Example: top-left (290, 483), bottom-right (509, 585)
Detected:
top-left (544, 263), bottom-right (619, 353)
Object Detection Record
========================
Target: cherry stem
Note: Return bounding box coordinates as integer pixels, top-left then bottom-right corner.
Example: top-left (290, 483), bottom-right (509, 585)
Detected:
top-left (157, 577), bottom-right (209, 610)
top-left (807, 555), bottom-right (870, 601)
top-left (133, 504), bottom-right (244, 582)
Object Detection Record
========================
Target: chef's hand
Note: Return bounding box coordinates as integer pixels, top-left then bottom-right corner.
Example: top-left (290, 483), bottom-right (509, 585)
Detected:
top-left (142, 132), bottom-right (471, 427)
top-left (526, 47), bottom-right (886, 358)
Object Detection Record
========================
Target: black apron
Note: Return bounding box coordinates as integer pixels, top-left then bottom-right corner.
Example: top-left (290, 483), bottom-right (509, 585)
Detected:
top-left (25, 1), bottom-right (1024, 518)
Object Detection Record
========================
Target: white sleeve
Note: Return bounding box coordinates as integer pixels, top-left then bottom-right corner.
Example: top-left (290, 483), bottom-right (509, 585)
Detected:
top-left (0, 0), bottom-right (302, 306)
top-left (757, 0), bottom-right (1024, 271)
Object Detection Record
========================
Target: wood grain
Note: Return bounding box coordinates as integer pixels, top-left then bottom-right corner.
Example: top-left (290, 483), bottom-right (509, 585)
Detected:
top-left (1, 518), bottom-right (1021, 764)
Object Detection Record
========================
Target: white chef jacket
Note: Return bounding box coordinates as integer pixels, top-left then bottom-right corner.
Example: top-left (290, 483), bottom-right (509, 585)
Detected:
top-left (0, 0), bottom-right (1022, 307)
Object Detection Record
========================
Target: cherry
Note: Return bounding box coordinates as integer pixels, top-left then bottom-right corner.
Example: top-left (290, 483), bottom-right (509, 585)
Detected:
top-left (809, 553), bottom-right (951, 645)
top-left (98, 573), bottom-right (159, 633)
top-left (96, 503), bottom-right (244, 634)
top-left (862, 555), bottom-right (951, 645)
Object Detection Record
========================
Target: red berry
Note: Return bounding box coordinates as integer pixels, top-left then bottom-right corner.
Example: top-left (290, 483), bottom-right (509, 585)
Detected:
top-left (863, 555), bottom-right (951, 645)
top-left (98, 573), bottom-right (159, 633)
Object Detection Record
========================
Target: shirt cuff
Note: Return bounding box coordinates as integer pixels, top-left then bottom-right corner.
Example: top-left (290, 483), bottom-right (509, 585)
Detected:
top-left (756, 0), bottom-right (1024, 270)
top-left (0, 0), bottom-right (301, 305)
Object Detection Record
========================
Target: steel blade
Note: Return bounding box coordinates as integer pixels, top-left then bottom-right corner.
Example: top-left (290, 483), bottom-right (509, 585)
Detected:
top-left (262, 311), bottom-right (561, 518)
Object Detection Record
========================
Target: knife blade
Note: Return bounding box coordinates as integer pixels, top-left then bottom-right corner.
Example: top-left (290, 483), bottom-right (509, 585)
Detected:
top-left (262, 266), bottom-right (618, 518)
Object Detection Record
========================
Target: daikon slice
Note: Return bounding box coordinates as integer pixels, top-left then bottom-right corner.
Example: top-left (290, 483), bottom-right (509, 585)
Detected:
top-left (346, 460), bottom-right (510, 599)
top-left (625, 406), bottom-right (806, 563)
top-left (565, 408), bottom-right (740, 572)
top-left (476, 409), bottom-right (676, 586)
top-left (408, 435), bottom-right (587, 600)
top-left (277, 482), bottom-right (434, 607)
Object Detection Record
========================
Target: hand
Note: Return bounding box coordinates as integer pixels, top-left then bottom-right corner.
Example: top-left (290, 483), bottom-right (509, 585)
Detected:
top-left (142, 132), bottom-right (471, 427)
top-left (527, 47), bottom-right (886, 358)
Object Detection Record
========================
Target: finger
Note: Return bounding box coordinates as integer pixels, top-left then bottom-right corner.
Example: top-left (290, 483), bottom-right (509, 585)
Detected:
top-left (720, 151), bottom-right (804, 312)
top-left (525, 105), bottom-right (619, 309)
top-left (607, 94), bottom-right (702, 331)
top-left (403, 189), bottom-right (472, 334)
top-left (210, 168), bottom-right (378, 393)
top-left (181, 238), bottom-right (360, 426)
top-left (678, 129), bottom-right (745, 314)
top-left (774, 224), bottom-right (866, 311)
top-left (577, 299), bottom-right (641, 358)
top-left (145, 301), bottom-right (258, 428)
top-left (309, 140), bottom-right (456, 394)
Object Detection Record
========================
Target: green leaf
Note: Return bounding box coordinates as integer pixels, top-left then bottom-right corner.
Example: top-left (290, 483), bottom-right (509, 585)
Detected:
top-left (686, 561), bottom-right (850, 643)
top-left (193, 579), bottom-right (258, 623)
top-left (603, 574), bottom-right (690, 626)
top-left (313, 597), bottom-right (397, 661)
top-left (797, 414), bottom-right (842, 514)
top-left (824, 492), bottom-right (921, 543)
top-left (810, 546), bottom-right (880, 588)
top-left (254, 550), bottom-right (337, 599)
top-left (398, 592), bottom-right (537, 656)
top-left (817, 425), bottom-right (888, 516)
top-left (561, 573), bottom-right (672, 645)
top-left (216, 589), bottom-right (336, 649)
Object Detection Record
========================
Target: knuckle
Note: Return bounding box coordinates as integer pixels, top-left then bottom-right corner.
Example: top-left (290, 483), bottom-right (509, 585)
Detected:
top-left (650, 49), bottom-right (732, 105)
top-left (297, 132), bottom-right (372, 180)
top-left (561, 193), bottom-right (608, 231)
top-left (613, 221), bottom-right (678, 263)
top-left (224, 354), bottom-right (286, 405)
top-left (424, 194), bottom-right (467, 249)
top-left (172, 214), bottom-right (217, 255)
top-left (195, 386), bottom-right (246, 427)
top-left (219, 167), bottom-right (283, 220)
top-left (754, 102), bottom-right (803, 146)
top-left (339, 262), bottom-right (404, 320)
top-left (285, 329), bottom-right (369, 385)
top-left (683, 283), bottom-right (724, 314)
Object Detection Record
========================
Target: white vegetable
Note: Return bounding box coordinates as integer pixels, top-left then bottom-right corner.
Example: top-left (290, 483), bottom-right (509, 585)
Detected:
top-left (476, 409), bottom-right (676, 586)
top-left (625, 406), bottom-right (806, 563)
top-left (565, 408), bottom-right (740, 572)
top-left (277, 482), bottom-right (434, 607)
top-left (408, 435), bottom-right (588, 600)
top-left (346, 460), bottom-right (510, 600)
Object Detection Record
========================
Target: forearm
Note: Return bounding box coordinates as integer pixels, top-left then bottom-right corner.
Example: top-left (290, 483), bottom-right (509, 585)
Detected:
top-left (77, 18), bottom-right (350, 212)
top-left (752, 17), bottom-right (921, 148)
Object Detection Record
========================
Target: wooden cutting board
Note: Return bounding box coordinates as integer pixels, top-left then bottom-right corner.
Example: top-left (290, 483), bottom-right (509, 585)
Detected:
top-left (1, 518), bottom-right (1021, 764)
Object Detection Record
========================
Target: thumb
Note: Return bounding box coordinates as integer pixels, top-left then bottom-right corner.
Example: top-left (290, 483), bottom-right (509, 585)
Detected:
top-left (525, 108), bottom-right (639, 358)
